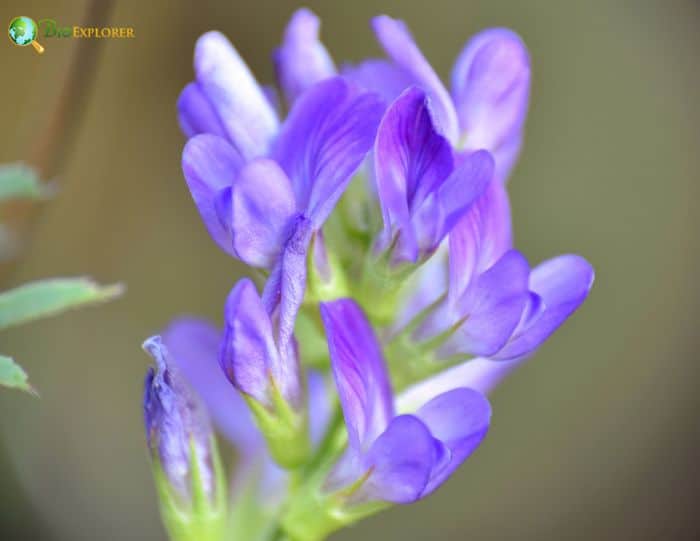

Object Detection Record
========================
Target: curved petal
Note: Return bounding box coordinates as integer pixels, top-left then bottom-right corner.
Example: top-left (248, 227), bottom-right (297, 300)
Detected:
top-left (194, 31), bottom-right (279, 159)
top-left (360, 414), bottom-right (441, 504)
top-left (412, 150), bottom-right (494, 255)
top-left (177, 82), bottom-right (227, 139)
top-left (273, 77), bottom-right (384, 228)
top-left (342, 59), bottom-right (413, 104)
top-left (436, 250), bottom-right (531, 357)
top-left (396, 357), bottom-right (521, 412)
top-left (320, 299), bottom-right (394, 451)
top-left (372, 16), bottom-right (459, 142)
top-left (161, 317), bottom-right (261, 453)
top-left (274, 8), bottom-right (336, 105)
top-left (374, 87), bottom-right (454, 263)
top-left (494, 254), bottom-right (594, 360)
top-left (181, 134), bottom-right (245, 256)
top-left (451, 28), bottom-right (530, 179)
top-left (222, 279), bottom-right (300, 407)
top-left (448, 177), bottom-right (512, 301)
top-left (229, 159), bottom-right (298, 268)
top-left (415, 388), bottom-right (490, 497)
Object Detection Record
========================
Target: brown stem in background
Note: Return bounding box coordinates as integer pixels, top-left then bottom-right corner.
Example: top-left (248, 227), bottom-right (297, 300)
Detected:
top-left (0, 0), bottom-right (115, 282)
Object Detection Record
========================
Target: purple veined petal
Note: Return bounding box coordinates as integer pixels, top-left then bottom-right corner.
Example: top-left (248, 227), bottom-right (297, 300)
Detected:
top-left (358, 414), bottom-right (442, 504)
top-left (274, 8), bottom-right (337, 105)
top-left (411, 149), bottom-right (495, 255)
top-left (448, 175), bottom-right (512, 303)
top-left (228, 158), bottom-right (298, 268)
top-left (451, 28), bottom-right (530, 177)
top-left (194, 31), bottom-right (279, 159)
top-left (273, 77), bottom-right (384, 228)
top-left (182, 134), bottom-right (245, 256)
top-left (177, 82), bottom-right (228, 139)
top-left (261, 217), bottom-right (313, 376)
top-left (161, 317), bottom-right (262, 454)
top-left (221, 279), bottom-right (301, 408)
top-left (341, 59), bottom-right (413, 104)
top-left (435, 249), bottom-right (531, 357)
top-left (372, 16), bottom-right (459, 143)
top-left (396, 357), bottom-right (516, 412)
top-left (320, 299), bottom-right (394, 451)
top-left (374, 87), bottom-right (454, 263)
top-left (493, 254), bottom-right (594, 360)
top-left (414, 388), bottom-right (490, 497)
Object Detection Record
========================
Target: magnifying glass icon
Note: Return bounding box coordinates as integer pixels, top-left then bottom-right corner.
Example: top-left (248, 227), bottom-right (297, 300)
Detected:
top-left (8, 16), bottom-right (45, 54)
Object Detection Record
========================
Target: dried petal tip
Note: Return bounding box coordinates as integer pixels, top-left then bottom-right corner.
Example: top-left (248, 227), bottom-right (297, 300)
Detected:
top-left (142, 336), bottom-right (218, 505)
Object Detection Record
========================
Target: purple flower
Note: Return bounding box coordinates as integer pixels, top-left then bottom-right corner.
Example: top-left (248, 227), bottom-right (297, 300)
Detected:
top-left (274, 8), bottom-right (337, 106)
top-left (320, 299), bottom-right (490, 504)
top-left (143, 336), bottom-right (216, 504)
top-left (161, 317), bottom-right (262, 454)
top-left (181, 76), bottom-right (383, 268)
top-left (374, 87), bottom-right (495, 265)
top-left (346, 16), bottom-right (530, 181)
top-left (220, 278), bottom-right (301, 409)
top-left (398, 255), bottom-right (595, 410)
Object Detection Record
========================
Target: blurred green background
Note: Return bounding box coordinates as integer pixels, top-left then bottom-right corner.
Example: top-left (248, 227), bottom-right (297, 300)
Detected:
top-left (1, 0), bottom-right (699, 539)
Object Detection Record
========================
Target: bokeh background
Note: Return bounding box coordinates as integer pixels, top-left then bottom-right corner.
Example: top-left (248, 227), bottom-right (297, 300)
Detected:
top-left (1, 0), bottom-right (699, 539)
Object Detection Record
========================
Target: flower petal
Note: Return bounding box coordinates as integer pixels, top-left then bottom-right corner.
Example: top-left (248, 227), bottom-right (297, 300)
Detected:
top-left (437, 250), bottom-right (531, 357)
top-left (372, 16), bottom-right (459, 142)
top-left (181, 134), bottom-right (245, 256)
top-left (342, 59), bottom-right (413, 104)
top-left (374, 87), bottom-right (454, 263)
top-left (194, 31), bottom-right (279, 159)
top-left (451, 28), bottom-right (530, 180)
top-left (448, 177), bottom-right (512, 301)
top-left (161, 317), bottom-right (261, 453)
top-left (177, 82), bottom-right (227, 139)
top-left (320, 299), bottom-right (394, 451)
top-left (494, 254), bottom-right (594, 360)
top-left (415, 388), bottom-right (490, 497)
top-left (228, 159), bottom-right (298, 268)
top-left (222, 279), bottom-right (300, 407)
top-left (411, 149), bottom-right (494, 255)
top-left (274, 8), bottom-right (336, 105)
top-left (396, 357), bottom-right (519, 412)
top-left (360, 415), bottom-right (442, 504)
top-left (273, 77), bottom-right (384, 228)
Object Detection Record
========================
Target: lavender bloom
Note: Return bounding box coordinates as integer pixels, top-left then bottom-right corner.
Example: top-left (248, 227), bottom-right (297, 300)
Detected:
top-left (181, 76), bottom-right (383, 268)
top-left (274, 8), bottom-right (337, 106)
top-left (320, 299), bottom-right (490, 504)
top-left (346, 16), bottom-right (530, 181)
top-left (143, 336), bottom-right (216, 505)
top-left (374, 87), bottom-right (495, 265)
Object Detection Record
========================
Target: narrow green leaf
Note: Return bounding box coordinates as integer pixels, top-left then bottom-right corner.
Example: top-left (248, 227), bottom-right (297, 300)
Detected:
top-left (0, 354), bottom-right (37, 395)
top-left (0, 278), bottom-right (124, 330)
top-left (0, 163), bottom-right (48, 202)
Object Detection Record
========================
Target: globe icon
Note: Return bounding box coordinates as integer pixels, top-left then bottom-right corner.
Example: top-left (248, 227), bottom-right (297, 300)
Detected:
top-left (8, 16), bottom-right (44, 53)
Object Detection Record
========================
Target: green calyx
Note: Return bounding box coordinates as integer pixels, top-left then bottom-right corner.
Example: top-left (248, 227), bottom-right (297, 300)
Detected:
top-left (152, 435), bottom-right (227, 541)
top-left (246, 378), bottom-right (311, 470)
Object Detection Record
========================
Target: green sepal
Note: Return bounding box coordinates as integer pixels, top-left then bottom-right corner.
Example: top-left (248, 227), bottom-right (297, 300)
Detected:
top-left (151, 435), bottom-right (227, 541)
top-left (305, 233), bottom-right (350, 304)
top-left (245, 379), bottom-right (311, 470)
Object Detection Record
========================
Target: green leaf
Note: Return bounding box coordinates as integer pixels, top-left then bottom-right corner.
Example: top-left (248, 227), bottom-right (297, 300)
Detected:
top-left (0, 278), bottom-right (124, 330)
top-left (0, 354), bottom-right (37, 395)
top-left (0, 163), bottom-right (48, 202)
